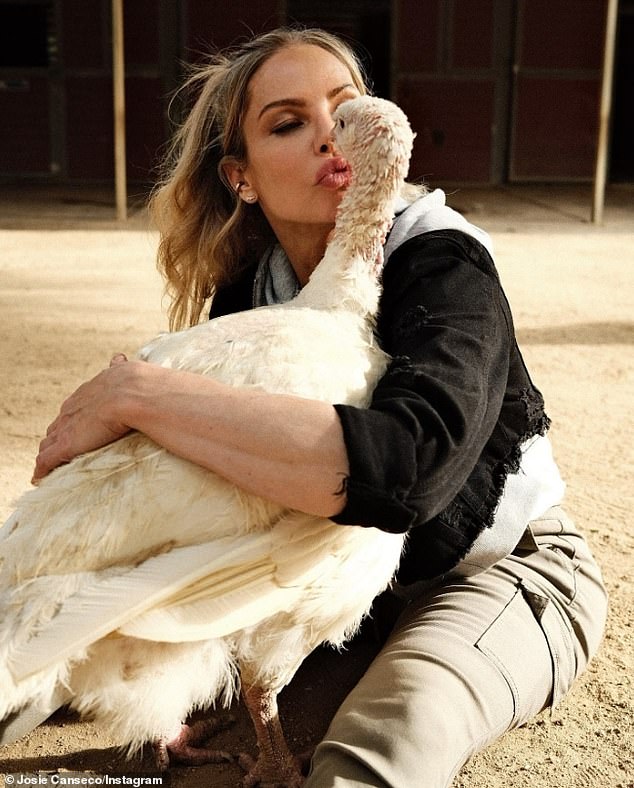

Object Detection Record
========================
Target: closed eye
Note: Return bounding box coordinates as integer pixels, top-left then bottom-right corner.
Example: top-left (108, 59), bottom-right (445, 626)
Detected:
top-left (272, 120), bottom-right (303, 135)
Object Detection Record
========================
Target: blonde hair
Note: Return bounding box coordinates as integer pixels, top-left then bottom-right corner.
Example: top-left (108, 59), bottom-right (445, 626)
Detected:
top-left (149, 28), bottom-right (369, 330)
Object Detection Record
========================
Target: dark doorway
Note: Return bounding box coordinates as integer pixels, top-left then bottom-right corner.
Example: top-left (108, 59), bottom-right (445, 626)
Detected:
top-left (0, 1), bottom-right (53, 68)
top-left (0, 0), bottom-right (57, 176)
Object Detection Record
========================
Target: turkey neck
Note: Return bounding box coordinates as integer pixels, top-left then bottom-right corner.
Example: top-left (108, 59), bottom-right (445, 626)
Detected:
top-left (293, 167), bottom-right (402, 317)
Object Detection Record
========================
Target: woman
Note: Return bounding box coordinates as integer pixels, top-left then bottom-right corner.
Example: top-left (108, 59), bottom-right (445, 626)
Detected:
top-left (33, 28), bottom-right (607, 788)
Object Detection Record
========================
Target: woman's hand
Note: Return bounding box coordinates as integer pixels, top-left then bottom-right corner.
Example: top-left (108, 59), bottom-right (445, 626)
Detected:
top-left (32, 353), bottom-right (134, 483)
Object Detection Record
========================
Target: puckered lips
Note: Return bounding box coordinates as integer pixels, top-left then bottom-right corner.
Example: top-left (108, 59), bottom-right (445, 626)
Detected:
top-left (315, 156), bottom-right (352, 190)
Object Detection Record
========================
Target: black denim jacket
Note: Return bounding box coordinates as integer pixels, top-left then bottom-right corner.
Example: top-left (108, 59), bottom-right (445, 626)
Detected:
top-left (210, 229), bottom-right (550, 584)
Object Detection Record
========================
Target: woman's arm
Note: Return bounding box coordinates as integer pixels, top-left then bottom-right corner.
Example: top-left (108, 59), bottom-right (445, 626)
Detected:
top-left (32, 358), bottom-right (350, 518)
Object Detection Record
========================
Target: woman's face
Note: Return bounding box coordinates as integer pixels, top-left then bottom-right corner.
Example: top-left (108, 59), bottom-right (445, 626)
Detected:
top-left (236, 44), bottom-right (361, 245)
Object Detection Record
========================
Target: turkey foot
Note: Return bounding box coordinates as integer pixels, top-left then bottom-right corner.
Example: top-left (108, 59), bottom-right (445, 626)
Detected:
top-left (239, 684), bottom-right (305, 787)
top-left (154, 718), bottom-right (235, 769)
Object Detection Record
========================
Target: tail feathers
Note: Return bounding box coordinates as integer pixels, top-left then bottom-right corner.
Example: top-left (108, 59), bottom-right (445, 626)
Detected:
top-left (7, 532), bottom-right (273, 683)
top-left (0, 648), bottom-right (76, 725)
top-left (0, 683), bottom-right (71, 747)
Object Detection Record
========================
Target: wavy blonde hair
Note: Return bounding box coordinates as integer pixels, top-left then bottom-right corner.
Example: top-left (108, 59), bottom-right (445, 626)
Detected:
top-left (149, 28), bottom-right (369, 330)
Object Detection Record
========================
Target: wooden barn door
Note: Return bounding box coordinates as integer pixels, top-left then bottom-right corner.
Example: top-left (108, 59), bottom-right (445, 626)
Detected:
top-left (508, 0), bottom-right (607, 181)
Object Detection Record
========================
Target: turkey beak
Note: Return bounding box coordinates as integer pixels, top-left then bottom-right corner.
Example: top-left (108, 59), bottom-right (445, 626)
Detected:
top-left (328, 124), bottom-right (340, 155)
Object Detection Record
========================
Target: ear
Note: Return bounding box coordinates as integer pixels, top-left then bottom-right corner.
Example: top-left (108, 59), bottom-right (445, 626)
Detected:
top-left (221, 157), bottom-right (259, 204)
top-left (221, 156), bottom-right (249, 193)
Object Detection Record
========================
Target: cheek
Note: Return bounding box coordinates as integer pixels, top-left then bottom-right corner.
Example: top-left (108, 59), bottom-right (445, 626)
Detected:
top-left (249, 144), bottom-right (303, 195)
top-left (271, 147), bottom-right (305, 185)
top-left (256, 153), bottom-right (309, 212)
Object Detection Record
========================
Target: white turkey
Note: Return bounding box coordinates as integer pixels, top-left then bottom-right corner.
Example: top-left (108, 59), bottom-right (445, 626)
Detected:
top-left (0, 96), bottom-right (414, 786)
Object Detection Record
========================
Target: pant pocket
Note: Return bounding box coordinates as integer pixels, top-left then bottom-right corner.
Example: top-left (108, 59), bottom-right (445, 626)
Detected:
top-left (519, 579), bottom-right (578, 710)
top-left (475, 581), bottom-right (576, 728)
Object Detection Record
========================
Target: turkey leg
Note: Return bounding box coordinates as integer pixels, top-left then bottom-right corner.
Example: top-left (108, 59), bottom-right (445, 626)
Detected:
top-left (239, 684), bottom-right (305, 788)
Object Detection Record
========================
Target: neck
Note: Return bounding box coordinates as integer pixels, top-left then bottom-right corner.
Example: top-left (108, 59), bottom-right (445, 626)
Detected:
top-left (272, 223), bottom-right (332, 287)
top-left (294, 188), bottom-right (397, 315)
top-left (334, 183), bottom-right (396, 263)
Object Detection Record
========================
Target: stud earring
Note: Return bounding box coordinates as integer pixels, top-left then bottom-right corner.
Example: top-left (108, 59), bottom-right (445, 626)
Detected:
top-left (234, 181), bottom-right (257, 204)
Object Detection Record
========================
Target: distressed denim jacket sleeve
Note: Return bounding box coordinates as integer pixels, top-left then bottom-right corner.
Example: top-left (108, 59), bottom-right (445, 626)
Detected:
top-left (332, 229), bottom-right (551, 582)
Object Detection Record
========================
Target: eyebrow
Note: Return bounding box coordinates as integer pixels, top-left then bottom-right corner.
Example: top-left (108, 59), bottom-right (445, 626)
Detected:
top-left (257, 83), bottom-right (357, 119)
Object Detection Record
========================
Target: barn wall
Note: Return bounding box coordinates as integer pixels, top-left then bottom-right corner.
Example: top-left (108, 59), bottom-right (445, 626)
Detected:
top-left (394, 0), bottom-right (497, 183)
top-left (508, 0), bottom-right (605, 181)
top-left (0, 0), bottom-right (617, 185)
top-left (393, 0), bottom-right (607, 184)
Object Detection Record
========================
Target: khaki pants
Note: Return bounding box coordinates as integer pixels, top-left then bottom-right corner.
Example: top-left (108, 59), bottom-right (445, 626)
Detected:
top-left (305, 506), bottom-right (608, 788)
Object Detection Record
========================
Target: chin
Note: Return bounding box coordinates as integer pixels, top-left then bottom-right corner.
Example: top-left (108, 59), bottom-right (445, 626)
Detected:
top-left (315, 190), bottom-right (345, 219)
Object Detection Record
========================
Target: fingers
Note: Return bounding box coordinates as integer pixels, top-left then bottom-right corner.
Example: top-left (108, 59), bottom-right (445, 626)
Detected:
top-left (32, 453), bottom-right (52, 484)
top-left (32, 432), bottom-right (70, 484)
top-left (31, 356), bottom-right (132, 484)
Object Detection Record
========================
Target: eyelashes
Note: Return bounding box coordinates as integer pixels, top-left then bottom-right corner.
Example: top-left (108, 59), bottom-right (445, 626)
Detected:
top-left (271, 120), bottom-right (303, 135)
top-left (269, 99), bottom-right (353, 136)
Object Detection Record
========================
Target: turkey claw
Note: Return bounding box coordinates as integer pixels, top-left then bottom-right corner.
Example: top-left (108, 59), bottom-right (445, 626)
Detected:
top-left (238, 751), bottom-right (305, 787)
top-left (153, 718), bottom-right (236, 769)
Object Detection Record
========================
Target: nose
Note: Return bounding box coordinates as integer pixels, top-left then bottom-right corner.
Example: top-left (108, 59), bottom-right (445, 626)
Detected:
top-left (316, 104), bottom-right (338, 154)
top-left (318, 123), bottom-right (337, 155)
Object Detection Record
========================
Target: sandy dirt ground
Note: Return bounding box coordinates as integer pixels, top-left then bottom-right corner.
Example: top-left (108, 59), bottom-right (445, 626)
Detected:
top-left (0, 185), bottom-right (632, 787)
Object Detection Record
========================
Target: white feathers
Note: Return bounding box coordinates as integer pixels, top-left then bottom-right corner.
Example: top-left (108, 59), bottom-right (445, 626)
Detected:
top-left (0, 96), bottom-right (414, 754)
top-left (7, 534), bottom-right (275, 681)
